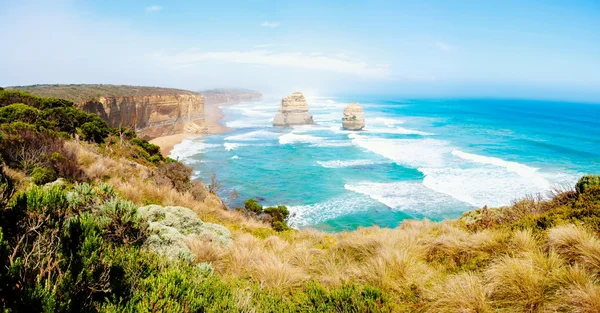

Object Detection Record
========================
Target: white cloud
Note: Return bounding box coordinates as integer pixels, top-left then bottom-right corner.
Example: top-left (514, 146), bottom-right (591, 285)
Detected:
top-left (145, 5), bottom-right (162, 13)
top-left (150, 50), bottom-right (391, 79)
top-left (261, 21), bottom-right (280, 28)
top-left (433, 41), bottom-right (454, 52)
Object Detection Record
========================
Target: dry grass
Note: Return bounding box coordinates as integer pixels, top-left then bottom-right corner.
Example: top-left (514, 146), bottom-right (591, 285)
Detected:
top-left (425, 272), bottom-right (492, 313)
top-left (547, 225), bottom-right (600, 276)
top-left (64, 139), bottom-right (600, 310)
top-left (485, 251), bottom-right (565, 312)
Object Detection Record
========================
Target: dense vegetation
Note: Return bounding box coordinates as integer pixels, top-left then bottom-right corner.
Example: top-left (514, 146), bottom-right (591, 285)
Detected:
top-left (7, 84), bottom-right (199, 104)
top-left (1, 90), bottom-right (599, 312)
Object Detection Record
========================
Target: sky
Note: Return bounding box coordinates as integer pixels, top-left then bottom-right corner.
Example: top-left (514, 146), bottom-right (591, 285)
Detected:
top-left (1, 0), bottom-right (599, 102)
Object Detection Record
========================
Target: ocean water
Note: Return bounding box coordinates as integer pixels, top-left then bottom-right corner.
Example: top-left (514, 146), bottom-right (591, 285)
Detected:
top-left (171, 96), bottom-right (600, 232)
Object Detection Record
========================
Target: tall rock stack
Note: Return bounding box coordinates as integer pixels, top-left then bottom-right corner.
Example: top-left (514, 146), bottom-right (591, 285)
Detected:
top-left (342, 102), bottom-right (365, 130)
top-left (273, 92), bottom-right (314, 126)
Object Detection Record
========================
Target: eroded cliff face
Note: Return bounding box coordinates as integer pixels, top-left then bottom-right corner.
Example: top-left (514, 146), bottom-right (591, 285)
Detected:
top-left (80, 94), bottom-right (204, 139)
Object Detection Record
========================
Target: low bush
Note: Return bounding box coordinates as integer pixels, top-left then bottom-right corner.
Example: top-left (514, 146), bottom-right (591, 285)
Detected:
top-left (245, 199), bottom-right (263, 214)
top-left (30, 167), bottom-right (57, 185)
top-left (156, 162), bottom-right (192, 192)
top-left (576, 175), bottom-right (600, 194)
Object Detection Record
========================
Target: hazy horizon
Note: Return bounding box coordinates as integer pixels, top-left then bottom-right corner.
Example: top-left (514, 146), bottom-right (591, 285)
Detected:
top-left (1, 0), bottom-right (599, 102)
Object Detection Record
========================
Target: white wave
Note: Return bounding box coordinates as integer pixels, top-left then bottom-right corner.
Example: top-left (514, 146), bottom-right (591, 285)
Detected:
top-left (451, 150), bottom-right (539, 178)
top-left (191, 170), bottom-right (202, 180)
top-left (311, 140), bottom-right (353, 148)
top-left (350, 134), bottom-right (559, 207)
top-left (419, 166), bottom-right (551, 208)
top-left (372, 117), bottom-right (405, 127)
top-left (231, 155), bottom-right (239, 159)
top-left (345, 181), bottom-right (468, 214)
top-left (367, 127), bottom-right (433, 136)
top-left (317, 160), bottom-right (379, 168)
top-left (351, 136), bottom-right (451, 168)
top-left (279, 133), bottom-right (324, 145)
top-left (225, 119), bottom-right (271, 129)
top-left (232, 106), bottom-right (274, 118)
top-left (169, 138), bottom-right (219, 160)
top-left (225, 130), bottom-right (280, 141)
top-left (287, 194), bottom-right (376, 227)
top-left (224, 142), bottom-right (246, 151)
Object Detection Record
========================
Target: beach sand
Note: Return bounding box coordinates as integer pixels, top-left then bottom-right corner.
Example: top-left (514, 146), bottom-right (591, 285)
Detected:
top-left (149, 101), bottom-right (236, 156)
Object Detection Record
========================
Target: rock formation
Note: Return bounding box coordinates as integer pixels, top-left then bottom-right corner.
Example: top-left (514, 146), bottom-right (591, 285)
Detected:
top-left (342, 102), bottom-right (365, 130)
top-left (80, 94), bottom-right (204, 139)
top-left (8, 84), bottom-right (264, 139)
top-left (273, 92), bottom-right (314, 126)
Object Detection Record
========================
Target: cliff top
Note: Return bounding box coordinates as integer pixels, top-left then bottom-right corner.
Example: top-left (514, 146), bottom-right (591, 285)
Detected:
top-left (6, 84), bottom-right (200, 103)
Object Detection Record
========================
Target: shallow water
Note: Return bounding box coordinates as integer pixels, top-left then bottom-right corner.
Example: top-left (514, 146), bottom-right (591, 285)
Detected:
top-left (171, 96), bottom-right (600, 232)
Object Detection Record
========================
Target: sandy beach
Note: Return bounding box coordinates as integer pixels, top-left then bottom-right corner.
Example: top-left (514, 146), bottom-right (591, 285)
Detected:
top-left (149, 101), bottom-right (236, 156)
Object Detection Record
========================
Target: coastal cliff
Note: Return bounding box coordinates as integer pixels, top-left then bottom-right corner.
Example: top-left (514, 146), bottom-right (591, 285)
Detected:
top-left (8, 85), bottom-right (207, 139)
top-left (81, 94), bottom-right (204, 139)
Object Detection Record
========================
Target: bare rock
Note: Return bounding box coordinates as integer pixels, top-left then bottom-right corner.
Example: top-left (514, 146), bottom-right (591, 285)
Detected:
top-left (273, 92), bottom-right (314, 126)
top-left (342, 102), bottom-right (365, 130)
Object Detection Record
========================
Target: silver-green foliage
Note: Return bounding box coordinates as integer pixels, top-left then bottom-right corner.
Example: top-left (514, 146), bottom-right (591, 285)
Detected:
top-left (137, 205), bottom-right (231, 262)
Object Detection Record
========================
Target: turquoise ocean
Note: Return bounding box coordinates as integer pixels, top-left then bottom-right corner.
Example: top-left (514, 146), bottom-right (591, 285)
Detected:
top-left (170, 96), bottom-right (600, 232)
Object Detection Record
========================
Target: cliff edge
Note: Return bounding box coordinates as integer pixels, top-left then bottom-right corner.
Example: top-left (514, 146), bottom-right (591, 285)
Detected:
top-left (8, 84), bottom-right (204, 139)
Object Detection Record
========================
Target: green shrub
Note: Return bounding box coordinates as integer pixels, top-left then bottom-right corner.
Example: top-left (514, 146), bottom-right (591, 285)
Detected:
top-left (149, 155), bottom-right (161, 163)
top-left (78, 117), bottom-right (109, 143)
top-left (244, 199), bottom-right (263, 214)
top-left (272, 221), bottom-right (290, 232)
top-left (0, 103), bottom-right (40, 124)
top-left (575, 175), bottom-right (600, 194)
top-left (31, 167), bottom-right (57, 185)
top-left (38, 97), bottom-right (74, 109)
top-left (264, 205), bottom-right (290, 222)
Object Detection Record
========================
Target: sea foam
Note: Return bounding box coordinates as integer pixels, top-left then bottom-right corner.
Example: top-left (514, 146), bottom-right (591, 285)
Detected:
top-left (317, 160), bottom-right (380, 168)
top-left (225, 130), bottom-right (280, 142)
top-left (287, 194), bottom-right (376, 227)
top-left (279, 133), bottom-right (324, 145)
top-left (344, 181), bottom-right (467, 214)
top-left (169, 138), bottom-right (219, 160)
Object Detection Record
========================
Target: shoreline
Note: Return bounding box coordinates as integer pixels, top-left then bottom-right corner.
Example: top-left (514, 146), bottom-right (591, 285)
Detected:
top-left (149, 101), bottom-right (242, 157)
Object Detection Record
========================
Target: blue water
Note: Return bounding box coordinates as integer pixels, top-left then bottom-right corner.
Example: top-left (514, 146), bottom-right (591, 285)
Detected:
top-left (171, 96), bottom-right (600, 232)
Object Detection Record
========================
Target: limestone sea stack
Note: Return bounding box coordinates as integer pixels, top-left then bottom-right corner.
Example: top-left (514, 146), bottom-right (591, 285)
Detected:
top-left (342, 102), bottom-right (365, 130)
top-left (273, 92), bottom-right (314, 126)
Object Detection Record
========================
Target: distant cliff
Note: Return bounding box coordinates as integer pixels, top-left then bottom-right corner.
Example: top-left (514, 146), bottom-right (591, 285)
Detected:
top-left (9, 85), bottom-right (204, 139)
top-left (202, 88), bottom-right (262, 105)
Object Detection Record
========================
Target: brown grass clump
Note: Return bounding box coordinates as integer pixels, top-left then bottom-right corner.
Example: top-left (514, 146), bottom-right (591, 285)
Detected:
top-left (547, 225), bottom-right (600, 276)
top-left (425, 272), bottom-right (492, 313)
top-left (553, 267), bottom-right (600, 313)
top-left (485, 251), bottom-right (565, 312)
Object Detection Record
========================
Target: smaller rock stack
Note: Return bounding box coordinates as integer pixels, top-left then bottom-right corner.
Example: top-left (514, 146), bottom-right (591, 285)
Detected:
top-left (342, 102), bottom-right (365, 130)
top-left (273, 92), bottom-right (314, 126)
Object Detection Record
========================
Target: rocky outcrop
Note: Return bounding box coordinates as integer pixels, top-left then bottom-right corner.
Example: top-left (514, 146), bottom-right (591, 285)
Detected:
top-left (80, 94), bottom-right (204, 139)
top-left (202, 89), bottom-right (262, 105)
top-left (273, 92), bottom-right (314, 126)
top-left (342, 102), bottom-right (365, 130)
